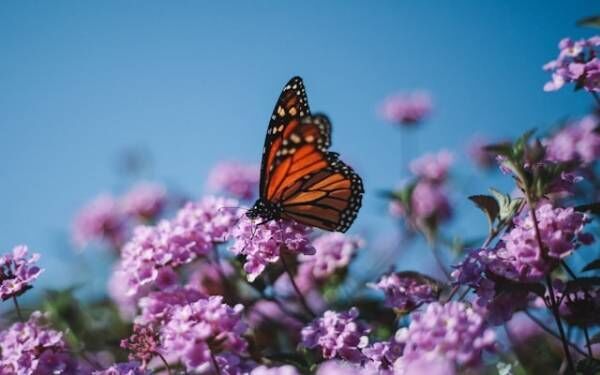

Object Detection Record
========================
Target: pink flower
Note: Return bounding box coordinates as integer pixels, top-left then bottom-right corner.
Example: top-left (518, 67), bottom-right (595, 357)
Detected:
top-left (93, 362), bottom-right (149, 375)
top-left (72, 194), bottom-right (126, 248)
top-left (121, 182), bottom-right (167, 221)
top-left (120, 325), bottom-right (160, 366)
top-left (544, 115), bottom-right (600, 165)
top-left (301, 307), bottom-right (370, 362)
top-left (229, 217), bottom-right (315, 282)
top-left (0, 312), bottom-right (76, 375)
top-left (543, 36), bottom-right (600, 92)
top-left (136, 286), bottom-right (205, 326)
top-left (0, 245), bottom-right (43, 301)
top-left (409, 150), bottom-right (454, 183)
top-left (379, 91), bottom-right (432, 126)
top-left (299, 233), bottom-right (363, 280)
top-left (250, 365), bottom-right (300, 375)
top-left (370, 272), bottom-right (437, 311)
top-left (400, 302), bottom-right (496, 367)
top-left (160, 296), bottom-right (247, 372)
top-left (208, 161), bottom-right (260, 200)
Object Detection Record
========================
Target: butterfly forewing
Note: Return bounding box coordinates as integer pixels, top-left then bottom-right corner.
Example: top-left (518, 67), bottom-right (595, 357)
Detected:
top-left (256, 76), bottom-right (363, 232)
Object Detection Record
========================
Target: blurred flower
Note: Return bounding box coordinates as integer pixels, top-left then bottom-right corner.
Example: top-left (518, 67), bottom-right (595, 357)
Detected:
top-left (543, 36), bottom-right (600, 92)
top-left (316, 360), bottom-right (377, 375)
top-left (0, 311), bottom-right (76, 375)
top-left (229, 217), bottom-right (315, 282)
top-left (299, 233), bottom-right (363, 280)
top-left (208, 161), bottom-right (260, 200)
top-left (186, 260), bottom-right (233, 296)
top-left (0, 245), bottom-right (43, 301)
top-left (505, 313), bottom-right (544, 345)
top-left (120, 325), bottom-right (160, 366)
top-left (467, 136), bottom-right (497, 169)
top-left (251, 365), bottom-right (300, 375)
top-left (136, 286), bottom-right (205, 326)
top-left (544, 115), bottom-right (600, 165)
top-left (108, 263), bottom-right (139, 321)
top-left (370, 272), bottom-right (437, 312)
top-left (379, 91), bottom-right (432, 126)
top-left (409, 150), bottom-right (454, 183)
top-left (394, 351), bottom-right (456, 375)
top-left (362, 337), bottom-right (404, 371)
top-left (121, 182), bottom-right (167, 221)
top-left (92, 362), bottom-right (149, 375)
top-left (301, 307), bottom-right (370, 362)
top-left (160, 296), bottom-right (247, 373)
top-left (399, 302), bottom-right (495, 367)
top-left (117, 196), bottom-right (240, 296)
top-left (72, 194), bottom-right (126, 248)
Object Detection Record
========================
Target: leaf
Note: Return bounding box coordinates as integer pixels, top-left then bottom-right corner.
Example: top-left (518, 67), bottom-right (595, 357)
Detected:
top-left (483, 142), bottom-right (512, 157)
top-left (575, 202), bottom-right (600, 214)
top-left (489, 188), bottom-right (523, 222)
top-left (577, 15), bottom-right (600, 28)
top-left (582, 258), bottom-right (600, 272)
top-left (591, 332), bottom-right (600, 345)
top-left (468, 195), bottom-right (499, 225)
top-left (576, 357), bottom-right (600, 375)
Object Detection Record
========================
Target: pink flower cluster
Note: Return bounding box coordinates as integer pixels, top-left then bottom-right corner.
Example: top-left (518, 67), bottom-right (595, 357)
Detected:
top-left (544, 115), bottom-right (600, 165)
top-left (0, 312), bottom-right (76, 375)
top-left (229, 217), bottom-right (315, 282)
top-left (301, 307), bottom-right (370, 362)
top-left (116, 196), bottom-right (239, 296)
top-left (398, 302), bottom-right (495, 367)
top-left (0, 245), bottom-right (43, 301)
top-left (370, 272), bottom-right (437, 311)
top-left (379, 91), bottom-right (432, 126)
top-left (208, 161), bottom-right (260, 200)
top-left (160, 296), bottom-right (248, 372)
top-left (543, 36), bottom-right (600, 92)
top-left (72, 182), bottom-right (168, 249)
top-left (299, 233), bottom-right (363, 280)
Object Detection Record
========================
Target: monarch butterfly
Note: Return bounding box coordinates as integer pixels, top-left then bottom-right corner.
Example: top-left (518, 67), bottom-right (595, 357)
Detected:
top-left (246, 77), bottom-right (364, 232)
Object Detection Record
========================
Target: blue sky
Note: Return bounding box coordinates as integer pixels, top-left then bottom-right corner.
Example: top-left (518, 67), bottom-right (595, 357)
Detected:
top-left (1, 1), bottom-right (598, 294)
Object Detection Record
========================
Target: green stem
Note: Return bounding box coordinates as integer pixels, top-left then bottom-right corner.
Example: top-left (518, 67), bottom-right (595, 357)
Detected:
top-left (210, 349), bottom-right (222, 375)
top-left (523, 311), bottom-right (588, 357)
top-left (155, 352), bottom-right (172, 375)
top-left (12, 295), bottom-right (24, 322)
top-left (280, 254), bottom-right (316, 318)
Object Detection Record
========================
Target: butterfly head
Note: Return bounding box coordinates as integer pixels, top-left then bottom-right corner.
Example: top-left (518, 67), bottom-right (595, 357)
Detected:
top-left (246, 199), bottom-right (282, 222)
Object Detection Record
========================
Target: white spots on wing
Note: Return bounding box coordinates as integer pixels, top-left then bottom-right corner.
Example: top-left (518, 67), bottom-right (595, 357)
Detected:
top-left (305, 135), bottom-right (315, 143)
top-left (290, 134), bottom-right (301, 144)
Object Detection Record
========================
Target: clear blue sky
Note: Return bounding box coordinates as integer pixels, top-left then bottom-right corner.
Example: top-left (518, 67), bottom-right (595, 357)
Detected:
top-left (1, 1), bottom-right (598, 294)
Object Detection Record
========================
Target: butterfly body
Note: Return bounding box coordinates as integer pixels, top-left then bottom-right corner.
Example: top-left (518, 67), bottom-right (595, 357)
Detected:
top-left (248, 77), bottom-right (363, 232)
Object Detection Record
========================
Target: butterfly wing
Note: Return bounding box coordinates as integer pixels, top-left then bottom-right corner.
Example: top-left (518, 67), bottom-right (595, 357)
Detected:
top-left (265, 113), bottom-right (363, 232)
top-left (259, 76), bottom-right (311, 198)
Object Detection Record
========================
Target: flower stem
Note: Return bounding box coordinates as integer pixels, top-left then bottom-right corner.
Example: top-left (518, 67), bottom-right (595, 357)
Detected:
top-left (210, 349), bottom-right (222, 375)
top-left (280, 254), bottom-right (316, 318)
top-left (523, 310), bottom-right (588, 357)
top-left (429, 243), bottom-right (451, 281)
top-left (12, 295), bottom-right (24, 322)
top-left (155, 352), bottom-right (172, 375)
top-left (525, 196), bottom-right (576, 373)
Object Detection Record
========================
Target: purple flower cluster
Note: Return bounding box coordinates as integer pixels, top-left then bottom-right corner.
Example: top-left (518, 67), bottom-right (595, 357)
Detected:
top-left (362, 337), bottom-right (404, 371)
top-left (0, 245), bottom-right (43, 301)
top-left (208, 161), bottom-right (260, 200)
top-left (299, 233), bottom-right (363, 280)
top-left (251, 365), bottom-right (300, 375)
top-left (160, 296), bottom-right (247, 372)
top-left (116, 196), bottom-right (239, 296)
top-left (544, 115), bottom-right (600, 165)
top-left (229, 217), bottom-right (315, 281)
top-left (72, 183), bottom-right (169, 249)
top-left (120, 182), bottom-right (167, 221)
top-left (301, 307), bottom-right (370, 362)
top-left (496, 203), bottom-right (592, 281)
top-left (399, 302), bottom-right (495, 367)
top-left (370, 272), bottom-right (437, 312)
top-left (93, 362), bottom-right (149, 375)
top-left (543, 36), bottom-right (600, 92)
top-left (72, 194), bottom-right (126, 248)
top-left (136, 286), bottom-right (205, 326)
top-left (0, 312), bottom-right (76, 375)
top-left (409, 150), bottom-right (454, 183)
top-left (379, 91), bottom-right (432, 125)
top-left (120, 324), bottom-right (160, 366)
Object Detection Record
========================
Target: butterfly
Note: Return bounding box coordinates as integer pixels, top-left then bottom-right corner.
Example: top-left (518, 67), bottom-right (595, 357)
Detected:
top-left (246, 77), bottom-right (364, 232)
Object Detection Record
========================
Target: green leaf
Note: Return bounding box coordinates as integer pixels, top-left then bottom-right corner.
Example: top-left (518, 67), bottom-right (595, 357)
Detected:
top-left (576, 357), bottom-right (600, 375)
top-left (577, 15), bottom-right (600, 28)
top-left (575, 202), bottom-right (600, 214)
top-left (468, 195), bottom-right (499, 225)
top-left (582, 258), bottom-right (600, 272)
top-left (489, 188), bottom-right (523, 222)
top-left (483, 142), bottom-right (512, 157)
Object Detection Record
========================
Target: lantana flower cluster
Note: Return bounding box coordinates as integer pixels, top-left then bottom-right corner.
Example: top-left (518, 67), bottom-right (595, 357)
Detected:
top-left (379, 91), bottom-right (432, 125)
top-left (543, 36), bottom-right (600, 92)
